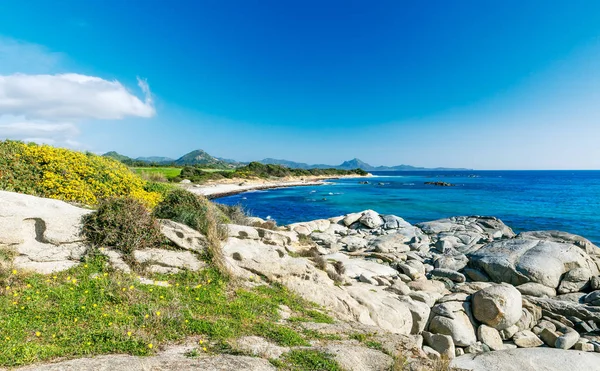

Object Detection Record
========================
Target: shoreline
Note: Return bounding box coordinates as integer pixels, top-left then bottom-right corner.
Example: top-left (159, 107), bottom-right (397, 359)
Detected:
top-left (184, 174), bottom-right (368, 199)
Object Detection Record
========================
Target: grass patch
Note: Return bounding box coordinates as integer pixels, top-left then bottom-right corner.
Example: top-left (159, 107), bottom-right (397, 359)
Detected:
top-left (272, 349), bottom-right (342, 371)
top-left (132, 167), bottom-right (182, 180)
top-left (302, 329), bottom-right (343, 341)
top-left (0, 256), bottom-right (330, 367)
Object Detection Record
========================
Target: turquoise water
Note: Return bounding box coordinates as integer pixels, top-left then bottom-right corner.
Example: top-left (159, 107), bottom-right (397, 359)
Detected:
top-left (214, 171), bottom-right (600, 244)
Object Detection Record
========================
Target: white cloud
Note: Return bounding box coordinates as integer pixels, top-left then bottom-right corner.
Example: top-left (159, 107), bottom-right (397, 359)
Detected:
top-left (0, 73), bottom-right (155, 121)
top-left (0, 37), bottom-right (156, 148)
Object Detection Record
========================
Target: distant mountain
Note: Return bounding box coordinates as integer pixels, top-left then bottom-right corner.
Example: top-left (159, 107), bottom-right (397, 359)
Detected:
top-left (260, 158), bottom-right (331, 169)
top-left (102, 151), bottom-right (131, 162)
top-left (174, 149), bottom-right (233, 167)
top-left (258, 157), bottom-right (469, 172)
top-left (103, 149), bottom-right (469, 171)
top-left (337, 158), bottom-right (374, 170)
top-left (136, 156), bottom-right (174, 163)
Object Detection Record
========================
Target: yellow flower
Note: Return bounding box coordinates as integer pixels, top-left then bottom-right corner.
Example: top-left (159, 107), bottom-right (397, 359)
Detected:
top-left (129, 285), bottom-right (134, 290)
top-left (148, 343), bottom-right (153, 349)
top-left (74, 318), bottom-right (78, 323)
top-left (84, 264), bottom-right (88, 268)
top-left (127, 331), bottom-right (132, 337)
top-left (144, 314), bottom-right (149, 319)
top-left (199, 340), bottom-right (203, 344)
top-left (67, 276), bottom-right (71, 281)
top-left (72, 279), bottom-right (77, 284)
top-left (35, 331), bottom-right (41, 337)
top-left (11, 269), bottom-right (17, 275)
top-left (155, 311), bottom-right (161, 316)
top-left (103, 273), bottom-right (108, 277)
top-left (203, 347), bottom-right (207, 352)
top-left (93, 304), bottom-right (97, 308)
top-left (26, 284), bottom-right (31, 288)
top-left (109, 322), bottom-right (113, 326)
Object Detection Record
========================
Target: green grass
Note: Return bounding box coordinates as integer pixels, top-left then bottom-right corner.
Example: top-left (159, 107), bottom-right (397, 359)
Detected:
top-left (197, 168), bottom-right (235, 173)
top-left (270, 349), bottom-right (342, 371)
top-left (0, 256), bottom-right (332, 367)
top-left (132, 167), bottom-right (182, 180)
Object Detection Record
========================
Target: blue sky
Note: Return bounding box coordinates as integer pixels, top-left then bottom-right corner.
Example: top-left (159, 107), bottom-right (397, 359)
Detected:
top-left (1, 1), bottom-right (600, 169)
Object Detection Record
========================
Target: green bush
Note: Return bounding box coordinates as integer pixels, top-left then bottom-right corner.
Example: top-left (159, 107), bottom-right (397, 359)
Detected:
top-left (143, 181), bottom-right (176, 199)
top-left (153, 189), bottom-right (227, 236)
top-left (82, 197), bottom-right (163, 264)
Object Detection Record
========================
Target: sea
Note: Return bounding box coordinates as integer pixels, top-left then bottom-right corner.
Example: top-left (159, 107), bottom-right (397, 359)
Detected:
top-left (214, 171), bottom-right (600, 245)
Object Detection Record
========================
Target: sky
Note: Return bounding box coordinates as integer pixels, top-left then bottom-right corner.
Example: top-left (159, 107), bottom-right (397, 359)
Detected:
top-left (1, 1), bottom-right (600, 170)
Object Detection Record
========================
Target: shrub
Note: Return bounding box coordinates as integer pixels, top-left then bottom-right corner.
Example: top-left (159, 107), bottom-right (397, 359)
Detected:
top-left (0, 140), bottom-right (161, 207)
top-left (82, 197), bottom-right (163, 265)
top-left (154, 189), bottom-right (229, 275)
top-left (216, 204), bottom-right (250, 225)
top-left (144, 181), bottom-right (176, 199)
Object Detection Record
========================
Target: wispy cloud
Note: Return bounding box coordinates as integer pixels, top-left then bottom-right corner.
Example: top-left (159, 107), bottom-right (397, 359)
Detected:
top-left (0, 36), bottom-right (65, 74)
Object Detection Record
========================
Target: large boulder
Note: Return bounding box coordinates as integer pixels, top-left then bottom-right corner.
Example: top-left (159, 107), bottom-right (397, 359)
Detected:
top-left (288, 219), bottom-right (331, 235)
top-left (417, 216), bottom-right (515, 253)
top-left (0, 190), bottom-right (92, 274)
top-left (472, 284), bottom-right (522, 330)
top-left (468, 237), bottom-right (599, 288)
top-left (368, 233), bottom-right (409, 253)
top-left (557, 267), bottom-right (592, 294)
top-left (518, 230), bottom-right (600, 256)
top-left (359, 210), bottom-right (384, 229)
top-left (428, 301), bottom-right (477, 346)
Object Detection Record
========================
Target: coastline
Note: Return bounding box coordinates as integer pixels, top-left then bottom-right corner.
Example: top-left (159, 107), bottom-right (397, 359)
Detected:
top-left (184, 174), bottom-right (369, 199)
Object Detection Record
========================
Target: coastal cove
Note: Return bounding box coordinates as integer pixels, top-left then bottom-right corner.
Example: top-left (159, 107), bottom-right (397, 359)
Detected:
top-left (214, 170), bottom-right (600, 245)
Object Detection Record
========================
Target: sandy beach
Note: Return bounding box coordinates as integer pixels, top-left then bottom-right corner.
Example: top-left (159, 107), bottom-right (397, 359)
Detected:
top-left (184, 175), bottom-right (366, 198)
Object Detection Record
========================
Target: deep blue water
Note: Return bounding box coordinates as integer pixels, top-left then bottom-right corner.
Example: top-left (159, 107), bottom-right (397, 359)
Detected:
top-left (214, 171), bottom-right (600, 245)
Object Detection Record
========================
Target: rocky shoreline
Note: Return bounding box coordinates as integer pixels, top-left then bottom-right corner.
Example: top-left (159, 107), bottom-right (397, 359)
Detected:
top-left (3, 190), bottom-right (600, 370)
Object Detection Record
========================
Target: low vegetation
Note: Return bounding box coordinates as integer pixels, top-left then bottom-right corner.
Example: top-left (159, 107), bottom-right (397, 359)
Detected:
top-left (270, 349), bottom-right (342, 370)
top-left (0, 258), bottom-right (333, 367)
top-left (173, 162), bottom-right (367, 183)
top-left (0, 140), bottom-right (161, 207)
top-left (133, 167), bottom-right (182, 181)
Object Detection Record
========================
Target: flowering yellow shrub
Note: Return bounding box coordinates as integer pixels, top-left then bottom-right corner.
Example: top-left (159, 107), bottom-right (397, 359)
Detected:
top-left (0, 140), bottom-right (161, 207)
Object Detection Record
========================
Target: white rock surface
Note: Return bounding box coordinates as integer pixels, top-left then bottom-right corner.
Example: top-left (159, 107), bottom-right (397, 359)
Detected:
top-left (0, 190), bottom-right (91, 273)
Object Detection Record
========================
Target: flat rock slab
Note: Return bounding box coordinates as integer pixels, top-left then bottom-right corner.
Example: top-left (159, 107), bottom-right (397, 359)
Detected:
top-left (325, 252), bottom-right (398, 279)
top-left (451, 348), bottom-right (600, 371)
top-left (11, 353), bottom-right (276, 371)
top-left (0, 190), bottom-right (92, 274)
